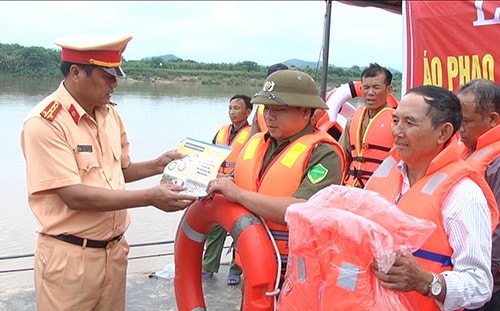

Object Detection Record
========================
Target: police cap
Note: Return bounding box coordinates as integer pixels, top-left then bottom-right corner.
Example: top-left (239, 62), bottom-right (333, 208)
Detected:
top-left (55, 34), bottom-right (133, 78)
top-left (251, 69), bottom-right (327, 109)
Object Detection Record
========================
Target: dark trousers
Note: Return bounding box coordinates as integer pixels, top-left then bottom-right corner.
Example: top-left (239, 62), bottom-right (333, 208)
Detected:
top-left (466, 290), bottom-right (500, 311)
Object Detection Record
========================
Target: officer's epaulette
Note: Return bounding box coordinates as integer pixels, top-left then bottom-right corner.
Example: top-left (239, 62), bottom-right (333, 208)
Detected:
top-left (40, 101), bottom-right (62, 122)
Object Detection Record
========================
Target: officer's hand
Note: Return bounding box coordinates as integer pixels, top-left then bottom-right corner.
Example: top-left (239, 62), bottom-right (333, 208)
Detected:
top-left (151, 183), bottom-right (196, 212)
top-left (156, 149), bottom-right (186, 170)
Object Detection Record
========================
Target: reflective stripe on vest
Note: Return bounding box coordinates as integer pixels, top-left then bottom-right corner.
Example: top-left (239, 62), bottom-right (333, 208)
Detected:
top-left (474, 146), bottom-right (493, 162)
top-left (421, 172), bottom-right (447, 195)
top-left (370, 156), bottom-right (395, 178)
top-left (257, 104), bottom-right (267, 132)
top-left (235, 130), bottom-right (345, 279)
top-left (215, 124), bottom-right (251, 174)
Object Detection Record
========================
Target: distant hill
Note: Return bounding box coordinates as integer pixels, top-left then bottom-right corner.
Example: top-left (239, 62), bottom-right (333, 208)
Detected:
top-left (143, 55), bottom-right (322, 68)
top-left (282, 59), bottom-right (324, 69)
top-left (141, 54), bottom-right (181, 61)
top-left (283, 59), bottom-right (401, 73)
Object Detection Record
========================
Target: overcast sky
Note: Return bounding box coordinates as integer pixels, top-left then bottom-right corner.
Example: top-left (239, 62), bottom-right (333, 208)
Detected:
top-left (0, 1), bottom-right (403, 70)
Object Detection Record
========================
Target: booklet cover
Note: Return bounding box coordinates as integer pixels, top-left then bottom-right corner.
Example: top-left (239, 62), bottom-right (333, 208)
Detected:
top-left (160, 137), bottom-right (232, 198)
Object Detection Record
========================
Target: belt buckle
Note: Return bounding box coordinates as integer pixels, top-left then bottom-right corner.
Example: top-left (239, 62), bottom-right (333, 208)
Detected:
top-left (106, 235), bottom-right (122, 249)
top-left (106, 240), bottom-right (115, 249)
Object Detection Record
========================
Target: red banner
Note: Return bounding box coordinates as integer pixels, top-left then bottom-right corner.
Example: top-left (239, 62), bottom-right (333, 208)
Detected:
top-left (404, 0), bottom-right (500, 93)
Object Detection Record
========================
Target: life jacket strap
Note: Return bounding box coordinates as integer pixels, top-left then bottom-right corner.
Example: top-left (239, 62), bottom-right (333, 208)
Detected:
top-left (364, 143), bottom-right (391, 152)
top-left (221, 161), bottom-right (236, 168)
top-left (413, 249), bottom-right (452, 267)
top-left (351, 156), bottom-right (383, 164)
top-left (346, 169), bottom-right (372, 179)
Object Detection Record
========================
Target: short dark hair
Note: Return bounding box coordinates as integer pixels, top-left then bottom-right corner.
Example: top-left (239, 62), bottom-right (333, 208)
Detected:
top-left (230, 94), bottom-right (252, 110)
top-left (361, 63), bottom-right (393, 86)
top-left (267, 63), bottom-right (288, 77)
top-left (406, 85), bottom-right (462, 136)
top-left (457, 79), bottom-right (500, 119)
top-left (60, 61), bottom-right (96, 77)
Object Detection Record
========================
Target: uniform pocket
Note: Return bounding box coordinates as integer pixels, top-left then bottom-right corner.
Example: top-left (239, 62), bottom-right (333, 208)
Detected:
top-left (111, 145), bottom-right (122, 162)
top-left (75, 152), bottom-right (99, 172)
top-left (36, 238), bottom-right (55, 281)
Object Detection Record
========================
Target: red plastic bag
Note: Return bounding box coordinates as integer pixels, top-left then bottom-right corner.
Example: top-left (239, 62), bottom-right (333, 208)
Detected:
top-left (278, 185), bottom-right (436, 311)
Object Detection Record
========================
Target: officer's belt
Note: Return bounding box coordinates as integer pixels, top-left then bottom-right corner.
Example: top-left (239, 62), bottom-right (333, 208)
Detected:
top-left (47, 234), bottom-right (123, 249)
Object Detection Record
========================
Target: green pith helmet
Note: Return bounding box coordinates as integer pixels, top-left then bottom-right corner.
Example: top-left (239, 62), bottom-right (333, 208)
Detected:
top-left (251, 69), bottom-right (328, 109)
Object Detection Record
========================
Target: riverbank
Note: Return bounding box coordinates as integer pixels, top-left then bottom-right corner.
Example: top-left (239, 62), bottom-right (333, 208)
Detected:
top-left (121, 76), bottom-right (203, 85)
top-left (121, 74), bottom-right (265, 88)
top-left (0, 264), bottom-right (242, 311)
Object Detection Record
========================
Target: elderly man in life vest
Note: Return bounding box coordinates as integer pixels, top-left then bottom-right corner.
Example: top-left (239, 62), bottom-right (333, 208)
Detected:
top-left (457, 79), bottom-right (500, 311)
top-left (207, 69), bottom-right (346, 287)
top-left (366, 85), bottom-right (498, 311)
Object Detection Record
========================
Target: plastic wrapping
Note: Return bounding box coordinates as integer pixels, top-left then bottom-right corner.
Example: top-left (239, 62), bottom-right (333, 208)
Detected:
top-left (277, 185), bottom-right (436, 311)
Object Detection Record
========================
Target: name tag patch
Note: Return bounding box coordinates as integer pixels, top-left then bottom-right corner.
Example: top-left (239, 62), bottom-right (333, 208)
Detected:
top-left (77, 145), bottom-right (93, 153)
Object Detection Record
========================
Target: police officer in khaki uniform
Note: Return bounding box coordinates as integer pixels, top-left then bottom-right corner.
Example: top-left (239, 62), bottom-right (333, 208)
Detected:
top-left (207, 69), bottom-right (346, 293)
top-left (20, 34), bottom-right (197, 310)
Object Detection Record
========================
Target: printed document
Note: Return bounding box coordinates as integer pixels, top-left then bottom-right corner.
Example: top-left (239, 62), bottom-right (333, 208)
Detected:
top-left (161, 137), bottom-right (231, 197)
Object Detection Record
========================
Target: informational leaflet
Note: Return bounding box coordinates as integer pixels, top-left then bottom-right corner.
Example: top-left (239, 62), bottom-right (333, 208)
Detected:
top-left (160, 137), bottom-right (232, 198)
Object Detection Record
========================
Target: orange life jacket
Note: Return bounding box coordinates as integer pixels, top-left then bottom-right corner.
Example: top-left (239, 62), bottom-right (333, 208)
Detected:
top-left (234, 130), bottom-right (345, 278)
top-left (461, 125), bottom-right (500, 275)
top-left (256, 104), bottom-right (267, 132)
top-left (314, 109), bottom-right (343, 141)
top-left (215, 124), bottom-right (251, 174)
top-left (344, 106), bottom-right (394, 188)
top-left (366, 136), bottom-right (499, 311)
top-left (460, 124), bottom-right (500, 175)
top-left (278, 195), bottom-right (415, 311)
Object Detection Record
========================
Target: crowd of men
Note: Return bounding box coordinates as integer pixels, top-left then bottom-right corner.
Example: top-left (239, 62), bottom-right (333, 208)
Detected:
top-left (20, 33), bottom-right (500, 311)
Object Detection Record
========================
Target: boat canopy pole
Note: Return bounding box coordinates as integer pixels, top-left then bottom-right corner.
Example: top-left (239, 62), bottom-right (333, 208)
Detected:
top-left (321, 0), bottom-right (332, 100)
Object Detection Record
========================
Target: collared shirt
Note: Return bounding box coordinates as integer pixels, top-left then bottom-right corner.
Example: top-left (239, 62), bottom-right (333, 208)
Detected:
top-left (261, 124), bottom-right (344, 200)
top-left (20, 81), bottom-right (130, 240)
top-left (397, 161), bottom-right (493, 311)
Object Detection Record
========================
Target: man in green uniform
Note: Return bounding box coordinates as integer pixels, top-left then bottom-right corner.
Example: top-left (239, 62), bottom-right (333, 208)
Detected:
top-left (207, 69), bottom-right (346, 293)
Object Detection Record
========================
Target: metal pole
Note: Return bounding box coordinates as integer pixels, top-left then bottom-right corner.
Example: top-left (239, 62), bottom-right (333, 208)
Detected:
top-left (321, 0), bottom-right (332, 100)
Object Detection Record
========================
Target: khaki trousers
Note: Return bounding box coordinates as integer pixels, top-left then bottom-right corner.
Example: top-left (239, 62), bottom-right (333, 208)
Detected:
top-left (34, 234), bottom-right (129, 311)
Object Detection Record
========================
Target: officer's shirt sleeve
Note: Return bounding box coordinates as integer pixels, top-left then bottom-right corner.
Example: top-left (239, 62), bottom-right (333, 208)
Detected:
top-left (293, 142), bottom-right (343, 200)
top-left (21, 117), bottom-right (81, 194)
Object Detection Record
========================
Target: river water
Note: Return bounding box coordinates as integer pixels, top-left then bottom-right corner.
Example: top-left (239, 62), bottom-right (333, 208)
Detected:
top-left (0, 76), bottom-right (257, 290)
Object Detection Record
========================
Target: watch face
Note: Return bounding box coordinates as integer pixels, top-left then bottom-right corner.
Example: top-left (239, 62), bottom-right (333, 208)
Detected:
top-left (431, 281), bottom-right (442, 296)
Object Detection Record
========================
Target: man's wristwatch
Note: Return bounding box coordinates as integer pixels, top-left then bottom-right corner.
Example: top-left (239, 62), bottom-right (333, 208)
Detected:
top-left (428, 272), bottom-right (443, 297)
